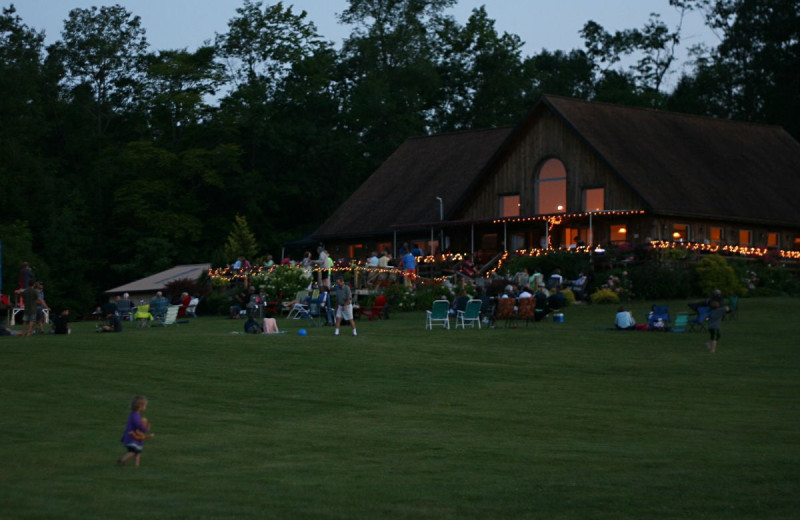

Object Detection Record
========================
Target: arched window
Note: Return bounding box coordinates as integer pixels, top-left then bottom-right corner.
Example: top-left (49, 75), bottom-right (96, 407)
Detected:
top-left (536, 158), bottom-right (567, 214)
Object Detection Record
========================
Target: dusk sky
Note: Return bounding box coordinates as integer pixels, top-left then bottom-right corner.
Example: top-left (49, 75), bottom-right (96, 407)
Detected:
top-left (16, 0), bottom-right (717, 85)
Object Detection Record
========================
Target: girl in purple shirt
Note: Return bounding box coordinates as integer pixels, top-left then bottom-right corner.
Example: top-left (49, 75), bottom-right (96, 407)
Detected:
top-left (117, 395), bottom-right (152, 467)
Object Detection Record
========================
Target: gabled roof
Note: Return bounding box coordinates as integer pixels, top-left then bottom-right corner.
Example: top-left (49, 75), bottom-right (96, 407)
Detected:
top-left (312, 127), bottom-right (514, 239)
top-left (542, 95), bottom-right (800, 226)
top-left (105, 263), bottom-right (210, 294)
top-left (313, 95), bottom-right (800, 241)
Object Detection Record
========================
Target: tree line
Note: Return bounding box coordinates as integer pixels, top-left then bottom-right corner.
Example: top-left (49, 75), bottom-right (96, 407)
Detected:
top-left (1, 0), bottom-right (797, 313)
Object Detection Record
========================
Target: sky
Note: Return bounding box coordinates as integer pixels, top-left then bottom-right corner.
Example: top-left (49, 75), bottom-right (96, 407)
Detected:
top-left (13, 0), bottom-right (718, 87)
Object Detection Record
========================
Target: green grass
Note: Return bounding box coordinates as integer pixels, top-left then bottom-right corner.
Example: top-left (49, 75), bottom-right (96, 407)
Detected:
top-left (1, 298), bottom-right (799, 519)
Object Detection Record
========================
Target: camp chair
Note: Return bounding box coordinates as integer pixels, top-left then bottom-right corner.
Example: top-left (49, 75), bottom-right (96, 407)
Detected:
top-left (494, 297), bottom-right (517, 328)
top-left (646, 305), bottom-right (671, 330)
top-left (134, 304), bottom-right (153, 328)
top-left (672, 312), bottom-right (689, 332)
top-left (516, 297), bottom-right (536, 327)
top-left (425, 300), bottom-right (450, 329)
top-left (282, 290), bottom-right (308, 316)
top-left (360, 294), bottom-right (387, 321)
top-left (158, 305), bottom-right (181, 327)
top-left (116, 299), bottom-right (134, 321)
top-left (185, 297), bottom-right (200, 318)
top-left (455, 299), bottom-right (482, 329)
top-left (688, 306), bottom-right (710, 332)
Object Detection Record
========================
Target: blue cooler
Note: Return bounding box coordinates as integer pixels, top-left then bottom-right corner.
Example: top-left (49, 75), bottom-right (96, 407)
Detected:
top-left (553, 312), bottom-right (564, 323)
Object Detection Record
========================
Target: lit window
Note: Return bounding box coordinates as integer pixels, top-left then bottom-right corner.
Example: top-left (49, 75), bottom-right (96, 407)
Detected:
top-left (610, 225), bottom-right (628, 242)
top-left (537, 158), bottom-right (567, 214)
top-left (673, 224), bottom-right (689, 242)
top-left (499, 194), bottom-right (520, 217)
top-left (584, 188), bottom-right (604, 211)
top-left (710, 227), bottom-right (723, 245)
top-left (739, 230), bottom-right (752, 246)
top-left (767, 232), bottom-right (778, 247)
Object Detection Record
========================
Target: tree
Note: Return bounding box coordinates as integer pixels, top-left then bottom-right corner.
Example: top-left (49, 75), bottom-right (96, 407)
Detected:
top-left (224, 215), bottom-right (259, 262)
top-left (580, 6), bottom-right (687, 106)
top-left (337, 0), bottom-right (455, 162)
top-left (50, 5), bottom-right (149, 137)
top-left (434, 6), bottom-right (530, 131)
top-left (676, 0), bottom-right (800, 138)
top-left (142, 46), bottom-right (224, 148)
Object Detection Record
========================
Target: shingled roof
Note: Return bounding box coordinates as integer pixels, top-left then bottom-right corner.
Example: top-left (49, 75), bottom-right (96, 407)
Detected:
top-left (313, 126), bottom-right (514, 239)
top-left (313, 95), bottom-right (800, 241)
top-left (543, 95), bottom-right (800, 226)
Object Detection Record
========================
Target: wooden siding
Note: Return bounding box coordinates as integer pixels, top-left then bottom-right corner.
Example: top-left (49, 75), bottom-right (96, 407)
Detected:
top-left (456, 109), bottom-right (645, 222)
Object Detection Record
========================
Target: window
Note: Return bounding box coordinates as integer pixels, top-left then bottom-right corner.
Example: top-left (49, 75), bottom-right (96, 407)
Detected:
top-left (710, 227), bottom-right (723, 245)
top-left (767, 232), bottom-right (778, 248)
top-left (499, 194), bottom-right (520, 217)
top-left (739, 229), bottom-right (752, 246)
top-left (536, 158), bottom-right (567, 214)
top-left (672, 224), bottom-right (689, 242)
top-left (584, 188), bottom-right (604, 211)
top-left (610, 225), bottom-right (628, 243)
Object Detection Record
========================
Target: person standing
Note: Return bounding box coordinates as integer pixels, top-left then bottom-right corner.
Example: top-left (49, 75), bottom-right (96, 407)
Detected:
top-left (402, 249), bottom-right (417, 287)
top-left (706, 300), bottom-right (730, 353)
top-left (333, 276), bottom-right (357, 336)
top-left (18, 261), bottom-right (34, 291)
top-left (316, 246), bottom-right (330, 289)
top-left (21, 280), bottom-right (47, 336)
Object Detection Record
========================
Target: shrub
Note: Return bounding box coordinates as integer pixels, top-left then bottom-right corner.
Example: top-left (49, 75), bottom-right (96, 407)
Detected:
top-left (250, 265), bottom-right (310, 301)
top-left (590, 288), bottom-right (620, 304)
top-left (561, 289), bottom-right (576, 306)
top-left (384, 283), bottom-right (416, 311)
top-left (693, 255), bottom-right (745, 297)
top-left (627, 263), bottom-right (693, 300)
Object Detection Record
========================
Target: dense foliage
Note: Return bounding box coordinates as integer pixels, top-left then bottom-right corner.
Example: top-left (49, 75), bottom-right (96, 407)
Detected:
top-left (1, 0), bottom-right (798, 313)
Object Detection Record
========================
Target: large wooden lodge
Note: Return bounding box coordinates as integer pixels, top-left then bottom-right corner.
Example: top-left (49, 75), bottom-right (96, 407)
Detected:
top-left (311, 95), bottom-right (800, 262)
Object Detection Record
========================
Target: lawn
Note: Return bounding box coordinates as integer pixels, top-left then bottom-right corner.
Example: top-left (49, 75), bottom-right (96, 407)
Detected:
top-left (1, 298), bottom-right (798, 519)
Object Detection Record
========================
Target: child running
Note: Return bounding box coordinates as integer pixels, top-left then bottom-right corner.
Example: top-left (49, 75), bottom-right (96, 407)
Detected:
top-left (117, 395), bottom-right (153, 467)
top-left (706, 300), bottom-right (731, 353)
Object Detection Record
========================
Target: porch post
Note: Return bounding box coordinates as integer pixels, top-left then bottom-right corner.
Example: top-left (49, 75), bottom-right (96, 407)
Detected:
top-left (503, 221), bottom-right (508, 252)
top-left (471, 224), bottom-right (475, 257)
top-left (544, 221), bottom-right (549, 249)
top-left (589, 211), bottom-right (593, 247)
top-left (430, 227), bottom-right (435, 255)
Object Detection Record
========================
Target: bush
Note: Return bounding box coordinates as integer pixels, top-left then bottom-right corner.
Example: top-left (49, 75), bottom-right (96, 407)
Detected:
top-left (384, 283), bottom-right (416, 312)
top-left (627, 263), bottom-right (693, 300)
top-left (590, 288), bottom-right (620, 304)
top-left (693, 255), bottom-right (745, 297)
top-left (250, 265), bottom-right (310, 301)
top-left (561, 289), bottom-right (576, 306)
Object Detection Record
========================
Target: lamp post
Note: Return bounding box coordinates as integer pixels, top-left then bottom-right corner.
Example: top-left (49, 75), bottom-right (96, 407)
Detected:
top-left (435, 196), bottom-right (443, 254)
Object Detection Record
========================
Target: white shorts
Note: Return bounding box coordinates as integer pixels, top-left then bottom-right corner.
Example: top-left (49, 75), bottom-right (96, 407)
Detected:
top-left (336, 304), bottom-right (353, 321)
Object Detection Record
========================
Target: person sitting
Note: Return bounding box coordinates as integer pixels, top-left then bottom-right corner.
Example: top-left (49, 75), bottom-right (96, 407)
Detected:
top-left (614, 305), bottom-right (636, 330)
top-left (244, 315), bottom-right (260, 334)
top-left (518, 285), bottom-right (533, 299)
top-left (534, 285), bottom-right (550, 321)
top-left (546, 268), bottom-right (563, 291)
top-left (0, 326), bottom-right (22, 336)
top-left (177, 292), bottom-right (192, 318)
top-left (116, 292), bottom-right (136, 321)
top-left (99, 310), bottom-right (122, 332)
top-left (149, 291), bottom-right (169, 320)
top-left (547, 286), bottom-right (567, 310)
top-left (569, 271), bottom-right (589, 301)
top-left (51, 309), bottom-right (71, 335)
top-left (459, 254), bottom-right (477, 278)
top-left (450, 289), bottom-right (470, 315)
